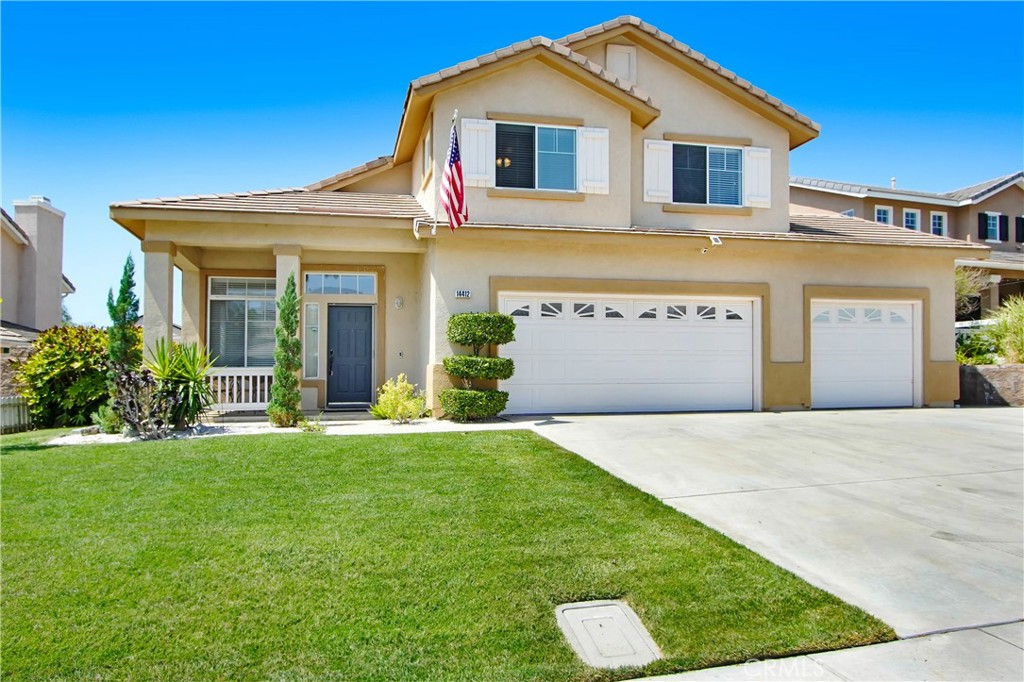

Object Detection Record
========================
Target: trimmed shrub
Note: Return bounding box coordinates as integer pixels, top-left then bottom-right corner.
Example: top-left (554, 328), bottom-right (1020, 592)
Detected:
top-left (267, 273), bottom-right (303, 427)
top-left (446, 313), bottom-right (515, 356)
top-left (987, 295), bottom-right (1024, 364)
top-left (439, 388), bottom-right (509, 422)
top-left (15, 325), bottom-right (110, 427)
top-left (442, 355), bottom-right (514, 381)
top-left (369, 373), bottom-right (427, 423)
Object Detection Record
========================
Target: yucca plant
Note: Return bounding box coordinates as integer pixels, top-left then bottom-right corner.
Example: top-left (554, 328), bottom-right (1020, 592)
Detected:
top-left (145, 338), bottom-right (217, 429)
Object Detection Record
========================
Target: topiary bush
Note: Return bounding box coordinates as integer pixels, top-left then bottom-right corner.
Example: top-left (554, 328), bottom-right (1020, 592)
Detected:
top-left (267, 273), bottom-right (303, 427)
top-left (439, 388), bottom-right (509, 422)
top-left (15, 325), bottom-right (110, 427)
top-left (442, 355), bottom-right (514, 381)
top-left (441, 312), bottom-right (515, 422)
top-left (446, 313), bottom-right (515, 356)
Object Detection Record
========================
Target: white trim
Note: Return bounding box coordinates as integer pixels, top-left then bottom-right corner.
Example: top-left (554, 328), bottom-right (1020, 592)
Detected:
top-left (12, 198), bottom-right (66, 218)
top-left (902, 208), bottom-right (921, 231)
top-left (929, 211), bottom-right (947, 237)
top-left (956, 257), bottom-right (1024, 273)
top-left (789, 183), bottom-right (867, 199)
top-left (874, 205), bottom-right (893, 225)
top-left (0, 218), bottom-right (28, 245)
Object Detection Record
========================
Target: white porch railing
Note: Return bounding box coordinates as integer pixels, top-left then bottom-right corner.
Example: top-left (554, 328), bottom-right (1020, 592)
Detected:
top-left (1, 396), bottom-right (31, 433)
top-left (208, 368), bottom-right (274, 411)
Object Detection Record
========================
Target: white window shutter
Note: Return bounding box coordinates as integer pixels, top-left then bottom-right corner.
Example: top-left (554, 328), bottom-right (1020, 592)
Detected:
top-left (576, 127), bottom-right (609, 194)
top-left (461, 118), bottom-right (495, 188)
top-left (743, 146), bottom-right (771, 208)
top-left (643, 139), bottom-right (673, 203)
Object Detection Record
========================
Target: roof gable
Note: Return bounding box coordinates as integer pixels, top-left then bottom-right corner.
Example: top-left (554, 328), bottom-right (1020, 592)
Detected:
top-left (942, 171), bottom-right (1024, 203)
top-left (557, 16), bottom-right (820, 149)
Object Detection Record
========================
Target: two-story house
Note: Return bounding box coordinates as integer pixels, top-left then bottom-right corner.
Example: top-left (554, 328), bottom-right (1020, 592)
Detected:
top-left (1, 197), bottom-right (75, 350)
top-left (110, 16), bottom-right (984, 416)
top-left (791, 173), bottom-right (1024, 311)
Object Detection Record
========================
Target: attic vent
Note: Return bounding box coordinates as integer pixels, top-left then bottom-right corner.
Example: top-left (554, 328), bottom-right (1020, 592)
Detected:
top-left (606, 45), bottom-right (637, 84)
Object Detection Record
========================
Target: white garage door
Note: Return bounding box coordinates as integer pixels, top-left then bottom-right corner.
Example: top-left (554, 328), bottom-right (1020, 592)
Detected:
top-left (499, 293), bottom-right (757, 414)
top-left (811, 301), bottom-right (918, 409)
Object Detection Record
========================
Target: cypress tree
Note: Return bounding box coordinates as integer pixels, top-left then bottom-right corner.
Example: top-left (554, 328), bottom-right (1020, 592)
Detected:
top-left (267, 272), bottom-right (303, 426)
top-left (106, 255), bottom-right (142, 370)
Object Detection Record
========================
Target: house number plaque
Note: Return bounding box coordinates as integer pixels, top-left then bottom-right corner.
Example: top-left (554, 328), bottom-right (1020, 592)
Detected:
top-left (455, 290), bottom-right (471, 299)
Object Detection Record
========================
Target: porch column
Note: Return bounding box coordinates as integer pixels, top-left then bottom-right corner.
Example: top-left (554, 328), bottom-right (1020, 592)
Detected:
top-left (180, 267), bottom-right (201, 344)
top-left (141, 240), bottom-right (176, 358)
top-left (987, 274), bottom-right (1002, 311)
top-left (274, 245), bottom-right (302, 296)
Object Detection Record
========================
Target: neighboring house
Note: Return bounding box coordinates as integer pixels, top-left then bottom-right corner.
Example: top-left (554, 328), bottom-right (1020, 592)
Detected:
top-left (1, 197), bottom-right (75, 353)
top-left (791, 173), bottom-right (1024, 310)
top-left (110, 15), bottom-right (985, 416)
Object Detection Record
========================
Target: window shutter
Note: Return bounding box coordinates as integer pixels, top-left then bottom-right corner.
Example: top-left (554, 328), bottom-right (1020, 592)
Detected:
top-left (576, 127), bottom-right (609, 194)
top-left (978, 213), bottom-right (988, 240)
top-left (743, 146), bottom-right (772, 208)
top-left (643, 140), bottom-right (673, 203)
top-left (998, 215), bottom-right (1009, 242)
top-left (461, 118), bottom-right (495, 188)
top-left (1016, 216), bottom-right (1024, 243)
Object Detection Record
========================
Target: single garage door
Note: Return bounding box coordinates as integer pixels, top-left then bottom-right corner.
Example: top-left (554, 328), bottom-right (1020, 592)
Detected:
top-left (811, 301), bottom-right (918, 408)
top-left (499, 293), bottom-right (757, 414)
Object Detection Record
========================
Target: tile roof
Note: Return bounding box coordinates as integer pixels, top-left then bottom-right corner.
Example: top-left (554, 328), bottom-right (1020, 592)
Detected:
top-left (409, 35), bottom-right (660, 111)
top-left (792, 171), bottom-right (1024, 204)
top-left (557, 16), bottom-right (819, 133)
top-left (306, 156), bottom-right (394, 191)
top-left (111, 188), bottom-right (430, 220)
top-left (942, 171), bottom-right (1024, 202)
top-left (789, 176), bottom-right (951, 201)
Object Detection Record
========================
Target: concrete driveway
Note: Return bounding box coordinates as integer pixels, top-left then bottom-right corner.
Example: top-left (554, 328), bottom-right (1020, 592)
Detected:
top-left (526, 408), bottom-right (1023, 639)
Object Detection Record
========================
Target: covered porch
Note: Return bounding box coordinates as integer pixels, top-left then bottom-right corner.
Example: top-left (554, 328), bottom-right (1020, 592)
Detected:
top-left (110, 190), bottom-right (430, 413)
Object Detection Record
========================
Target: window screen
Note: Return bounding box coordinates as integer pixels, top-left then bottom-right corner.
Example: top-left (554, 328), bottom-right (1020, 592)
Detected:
top-left (672, 144), bottom-right (707, 204)
top-left (495, 123), bottom-right (535, 189)
top-left (708, 147), bottom-right (741, 205)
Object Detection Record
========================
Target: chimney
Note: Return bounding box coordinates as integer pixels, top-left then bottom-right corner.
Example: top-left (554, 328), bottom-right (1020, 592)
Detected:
top-left (891, 177), bottom-right (897, 190)
top-left (12, 196), bottom-right (66, 330)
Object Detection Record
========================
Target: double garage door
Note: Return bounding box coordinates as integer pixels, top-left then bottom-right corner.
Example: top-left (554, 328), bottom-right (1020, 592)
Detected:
top-left (498, 292), bottom-right (919, 415)
top-left (499, 293), bottom-right (757, 414)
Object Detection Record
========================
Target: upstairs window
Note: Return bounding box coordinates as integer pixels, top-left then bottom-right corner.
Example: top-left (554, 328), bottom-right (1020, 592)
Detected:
top-left (903, 209), bottom-right (920, 231)
top-left (986, 213), bottom-right (1000, 241)
top-left (930, 212), bottom-right (946, 236)
top-left (978, 212), bottom-right (1009, 242)
top-left (874, 206), bottom-right (892, 225)
top-left (495, 123), bottom-right (576, 191)
top-left (672, 144), bottom-right (742, 206)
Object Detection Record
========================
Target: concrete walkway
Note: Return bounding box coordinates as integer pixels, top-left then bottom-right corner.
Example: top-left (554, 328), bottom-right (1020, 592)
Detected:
top-left (520, 408), bottom-right (1024, 680)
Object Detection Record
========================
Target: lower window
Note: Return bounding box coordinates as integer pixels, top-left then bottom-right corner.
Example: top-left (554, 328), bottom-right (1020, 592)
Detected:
top-left (207, 277), bottom-right (276, 367)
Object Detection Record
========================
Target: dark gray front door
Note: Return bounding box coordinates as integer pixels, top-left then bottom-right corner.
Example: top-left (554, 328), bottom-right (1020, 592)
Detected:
top-left (327, 305), bottom-right (373, 405)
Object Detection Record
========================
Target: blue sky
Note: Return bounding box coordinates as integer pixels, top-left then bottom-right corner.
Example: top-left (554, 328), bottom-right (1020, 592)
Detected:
top-left (3, 1), bottom-right (1022, 326)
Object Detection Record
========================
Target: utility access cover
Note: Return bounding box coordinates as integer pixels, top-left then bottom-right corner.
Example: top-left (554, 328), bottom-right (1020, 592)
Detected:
top-left (555, 600), bottom-right (662, 669)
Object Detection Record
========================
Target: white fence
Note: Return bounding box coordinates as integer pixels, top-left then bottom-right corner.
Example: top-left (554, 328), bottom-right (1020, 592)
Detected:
top-left (1, 396), bottom-right (31, 434)
top-left (208, 368), bottom-right (274, 411)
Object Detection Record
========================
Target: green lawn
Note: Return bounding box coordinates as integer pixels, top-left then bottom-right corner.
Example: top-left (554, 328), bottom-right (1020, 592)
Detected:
top-left (1, 429), bottom-right (893, 681)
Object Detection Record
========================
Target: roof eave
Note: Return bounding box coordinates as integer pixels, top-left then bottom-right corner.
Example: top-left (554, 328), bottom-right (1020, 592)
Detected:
top-left (558, 23), bottom-right (820, 150)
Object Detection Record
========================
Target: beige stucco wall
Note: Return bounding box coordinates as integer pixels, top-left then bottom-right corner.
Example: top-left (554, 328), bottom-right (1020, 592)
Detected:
top-left (425, 228), bottom-right (960, 409)
top-left (345, 163), bottom-right (413, 195)
top-left (0, 230), bottom-right (22, 321)
top-left (790, 187), bottom-right (865, 218)
top-left (12, 200), bottom-right (65, 331)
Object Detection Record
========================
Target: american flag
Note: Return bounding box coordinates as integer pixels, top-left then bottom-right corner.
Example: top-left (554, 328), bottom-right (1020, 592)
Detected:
top-left (439, 120), bottom-right (468, 232)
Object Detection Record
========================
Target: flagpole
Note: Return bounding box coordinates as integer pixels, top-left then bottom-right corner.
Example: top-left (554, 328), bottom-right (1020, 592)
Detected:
top-left (433, 109), bottom-right (458, 236)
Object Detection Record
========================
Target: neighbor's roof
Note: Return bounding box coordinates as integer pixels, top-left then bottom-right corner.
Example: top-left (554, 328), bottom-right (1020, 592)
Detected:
top-left (942, 171), bottom-right (1024, 202)
top-left (62, 274), bottom-right (75, 294)
top-left (956, 249), bottom-right (1024, 273)
top-left (557, 16), bottom-right (819, 135)
top-left (111, 188), bottom-right (430, 220)
top-left (791, 171), bottom-right (1024, 206)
